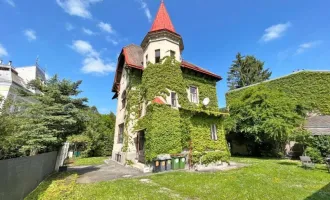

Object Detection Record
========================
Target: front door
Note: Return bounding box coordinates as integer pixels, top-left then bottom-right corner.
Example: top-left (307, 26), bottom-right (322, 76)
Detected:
top-left (136, 131), bottom-right (145, 163)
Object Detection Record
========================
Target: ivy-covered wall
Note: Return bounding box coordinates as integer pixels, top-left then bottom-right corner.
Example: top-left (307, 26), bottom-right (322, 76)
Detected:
top-left (226, 71), bottom-right (330, 115)
top-left (123, 68), bottom-right (142, 152)
top-left (133, 57), bottom-right (230, 164)
top-left (181, 111), bottom-right (230, 164)
top-left (183, 73), bottom-right (219, 110)
top-left (137, 104), bottom-right (182, 161)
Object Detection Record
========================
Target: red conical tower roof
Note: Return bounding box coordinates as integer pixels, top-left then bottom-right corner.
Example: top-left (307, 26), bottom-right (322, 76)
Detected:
top-left (150, 1), bottom-right (176, 33)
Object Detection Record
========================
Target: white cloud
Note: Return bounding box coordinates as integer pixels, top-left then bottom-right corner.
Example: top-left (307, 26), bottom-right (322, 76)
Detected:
top-left (260, 22), bottom-right (291, 42)
top-left (56, 0), bottom-right (103, 19)
top-left (136, 0), bottom-right (152, 22)
top-left (106, 36), bottom-right (119, 45)
top-left (295, 40), bottom-right (323, 55)
top-left (0, 43), bottom-right (9, 57)
top-left (81, 56), bottom-right (115, 74)
top-left (82, 27), bottom-right (95, 35)
top-left (71, 40), bottom-right (115, 74)
top-left (4, 0), bottom-right (15, 7)
top-left (24, 29), bottom-right (37, 41)
top-left (66, 23), bottom-right (75, 31)
top-left (98, 22), bottom-right (114, 33)
top-left (71, 40), bottom-right (98, 56)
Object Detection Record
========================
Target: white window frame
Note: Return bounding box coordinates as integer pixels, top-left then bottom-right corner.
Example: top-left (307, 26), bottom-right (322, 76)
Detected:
top-left (211, 124), bottom-right (218, 141)
top-left (170, 92), bottom-right (177, 107)
top-left (170, 50), bottom-right (176, 58)
top-left (155, 49), bottom-right (161, 63)
top-left (190, 86), bottom-right (199, 104)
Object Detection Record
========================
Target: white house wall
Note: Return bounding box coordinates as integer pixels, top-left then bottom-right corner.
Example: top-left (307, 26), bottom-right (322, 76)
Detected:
top-left (143, 37), bottom-right (181, 68)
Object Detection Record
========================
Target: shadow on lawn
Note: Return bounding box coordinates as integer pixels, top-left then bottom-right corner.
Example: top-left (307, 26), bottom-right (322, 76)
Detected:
top-left (277, 161), bottom-right (299, 166)
top-left (68, 165), bottom-right (101, 175)
top-left (305, 182), bottom-right (330, 200)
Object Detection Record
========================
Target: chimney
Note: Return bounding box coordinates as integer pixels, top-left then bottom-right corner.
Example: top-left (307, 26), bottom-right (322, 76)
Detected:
top-left (8, 61), bottom-right (12, 66)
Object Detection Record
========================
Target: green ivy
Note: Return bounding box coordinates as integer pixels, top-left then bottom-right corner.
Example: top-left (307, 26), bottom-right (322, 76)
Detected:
top-left (227, 71), bottom-right (330, 114)
top-left (137, 104), bottom-right (183, 161)
top-left (181, 111), bottom-right (230, 164)
top-left (129, 57), bottom-right (230, 164)
top-left (123, 68), bottom-right (142, 152)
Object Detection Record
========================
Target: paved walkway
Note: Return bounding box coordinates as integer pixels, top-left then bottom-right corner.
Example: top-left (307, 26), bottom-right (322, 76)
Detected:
top-left (68, 160), bottom-right (145, 184)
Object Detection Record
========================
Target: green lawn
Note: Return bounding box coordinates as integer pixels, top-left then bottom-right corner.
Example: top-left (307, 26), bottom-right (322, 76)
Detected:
top-left (69, 157), bottom-right (108, 166)
top-left (26, 157), bottom-right (330, 200)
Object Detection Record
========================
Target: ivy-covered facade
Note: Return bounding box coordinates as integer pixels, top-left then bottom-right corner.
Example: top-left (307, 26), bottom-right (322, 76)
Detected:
top-left (111, 2), bottom-right (230, 169)
top-left (226, 71), bottom-right (330, 115)
top-left (226, 70), bottom-right (330, 156)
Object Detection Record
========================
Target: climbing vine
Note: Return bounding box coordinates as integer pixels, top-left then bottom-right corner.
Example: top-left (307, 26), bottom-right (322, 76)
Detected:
top-left (135, 57), bottom-right (230, 164)
top-left (226, 71), bottom-right (330, 114)
top-left (122, 68), bottom-right (142, 152)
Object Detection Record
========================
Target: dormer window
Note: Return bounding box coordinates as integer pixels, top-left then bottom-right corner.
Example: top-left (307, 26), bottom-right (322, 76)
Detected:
top-left (190, 86), bottom-right (198, 103)
top-left (155, 49), bottom-right (161, 63)
top-left (170, 50), bottom-right (175, 58)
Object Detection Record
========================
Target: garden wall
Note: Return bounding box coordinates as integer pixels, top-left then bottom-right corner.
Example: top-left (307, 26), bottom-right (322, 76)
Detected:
top-left (0, 151), bottom-right (58, 200)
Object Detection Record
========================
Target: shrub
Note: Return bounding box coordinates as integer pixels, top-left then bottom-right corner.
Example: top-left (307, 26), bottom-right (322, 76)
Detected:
top-left (309, 136), bottom-right (330, 157)
top-left (305, 147), bottom-right (323, 163)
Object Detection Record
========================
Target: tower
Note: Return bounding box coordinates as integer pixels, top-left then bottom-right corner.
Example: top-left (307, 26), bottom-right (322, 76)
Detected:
top-left (141, 1), bottom-right (184, 68)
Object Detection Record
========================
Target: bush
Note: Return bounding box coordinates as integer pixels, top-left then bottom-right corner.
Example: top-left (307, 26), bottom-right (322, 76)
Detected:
top-left (309, 136), bottom-right (330, 157)
top-left (305, 147), bottom-right (323, 163)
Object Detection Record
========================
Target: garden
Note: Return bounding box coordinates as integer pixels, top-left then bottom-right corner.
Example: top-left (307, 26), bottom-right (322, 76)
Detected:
top-left (26, 157), bottom-right (330, 200)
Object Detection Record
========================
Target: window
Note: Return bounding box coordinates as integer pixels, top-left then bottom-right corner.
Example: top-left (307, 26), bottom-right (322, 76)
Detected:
top-left (121, 90), bottom-right (126, 109)
top-left (170, 50), bottom-right (176, 58)
top-left (118, 124), bottom-right (124, 144)
top-left (155, 49), bottom-right (161, 63)
top-left (190, 86), bottom-right (198, 103)
top-left (146, 54), bottom-right (148, 63)
top-left (171, 92), bottom-right (177, 107)
top-left (211, 124), bottom-right (218, 141)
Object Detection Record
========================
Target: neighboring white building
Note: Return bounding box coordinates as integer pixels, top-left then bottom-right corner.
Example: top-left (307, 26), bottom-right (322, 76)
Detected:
top-left (0, 60), bottom-right (46, 108)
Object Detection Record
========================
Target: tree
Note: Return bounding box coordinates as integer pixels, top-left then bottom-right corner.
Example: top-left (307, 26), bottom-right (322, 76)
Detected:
top-left (227, 53), bottom-right (272, 90)
top-left (227, 86), bottom-right (306, 154)
top-left (16, 75), bottom-right (89, 155)
top-left (70, 109), bottom-right (116, 157)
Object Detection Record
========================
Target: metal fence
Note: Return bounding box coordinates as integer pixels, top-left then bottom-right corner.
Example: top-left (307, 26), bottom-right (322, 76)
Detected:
top-left (0, 151), bottom-right (58, 200)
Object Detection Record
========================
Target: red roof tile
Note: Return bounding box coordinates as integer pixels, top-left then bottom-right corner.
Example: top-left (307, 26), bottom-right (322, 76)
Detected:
top-left (150, 1), bottom-right (176, 33)
top-left (181, 61), bottom-right (222, 81)
top-left (123, 44), bottom-right (144, 70)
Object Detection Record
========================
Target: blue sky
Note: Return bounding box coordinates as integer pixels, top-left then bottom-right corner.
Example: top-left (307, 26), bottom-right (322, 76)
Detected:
top-left (1, 0), bottom-right (329, 114)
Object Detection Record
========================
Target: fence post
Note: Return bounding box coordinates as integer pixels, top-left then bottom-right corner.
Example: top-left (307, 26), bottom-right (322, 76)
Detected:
top-left (54, 142), bottom-right (70, 171)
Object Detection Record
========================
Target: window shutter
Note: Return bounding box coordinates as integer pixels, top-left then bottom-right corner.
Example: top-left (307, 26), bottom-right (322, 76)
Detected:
top-left (214, 125), bottom-right (218, 141)
top-left (210, 125), bottom-right (214, 140)
top-left (210, 125), bottom-right (218, 141)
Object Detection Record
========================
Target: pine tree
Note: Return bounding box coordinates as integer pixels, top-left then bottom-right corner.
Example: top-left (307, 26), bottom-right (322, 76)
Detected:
top-left (17, 75), bottom-right (89, 155)
top-left (227, 53), bottom-right (272, 90)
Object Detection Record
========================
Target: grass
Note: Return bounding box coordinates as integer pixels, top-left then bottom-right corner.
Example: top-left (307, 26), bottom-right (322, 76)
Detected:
top-left (69, 157), bottom-right (108, 166)
top-left (26, 157), bottom-right (330, 200)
